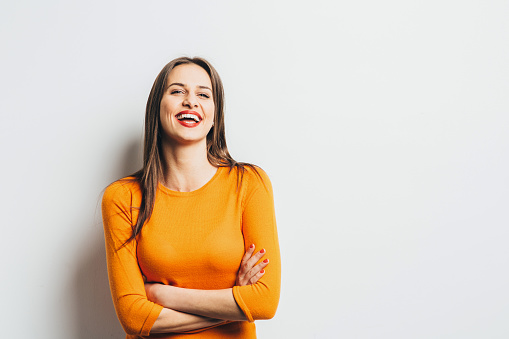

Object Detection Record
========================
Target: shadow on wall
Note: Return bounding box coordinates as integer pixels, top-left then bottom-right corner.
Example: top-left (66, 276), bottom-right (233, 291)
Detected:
top-left (73, 138), bottom-right (142, 338)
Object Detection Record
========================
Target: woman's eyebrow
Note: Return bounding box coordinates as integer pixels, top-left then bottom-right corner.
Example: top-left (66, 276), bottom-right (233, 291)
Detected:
top-left (168, 82), bottom-right (185, 88)
top-left (167, 83), bottom-right (212, 91)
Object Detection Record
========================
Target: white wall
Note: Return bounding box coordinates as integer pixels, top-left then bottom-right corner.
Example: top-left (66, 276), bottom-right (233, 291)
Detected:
top-left (1, 1), bottom-right (508, 338)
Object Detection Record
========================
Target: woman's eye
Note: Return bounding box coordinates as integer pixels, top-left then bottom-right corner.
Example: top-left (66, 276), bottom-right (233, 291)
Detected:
top-left (198, 93), bottom-right (210, 98)
top-left (171, 89), bottom-right (184, 94)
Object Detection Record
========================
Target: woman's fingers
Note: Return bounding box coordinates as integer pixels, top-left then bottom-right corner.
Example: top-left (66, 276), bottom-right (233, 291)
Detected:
top-left (236, 244), bottom-right (269, 286)
top-left (246, 258), bottom-right (269, 284)
top-left (236, 245), bottom-right (255, 285)
top-left (244, 247), bottom-right (266, 272)
top-left (239, 244), bottom-right (256, 270)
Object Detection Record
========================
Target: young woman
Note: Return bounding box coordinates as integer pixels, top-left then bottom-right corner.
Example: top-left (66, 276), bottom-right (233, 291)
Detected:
top-left (102, 57), bottom-right (280, 338)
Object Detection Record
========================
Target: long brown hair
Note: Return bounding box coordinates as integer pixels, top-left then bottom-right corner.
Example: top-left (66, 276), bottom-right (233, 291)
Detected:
top-left (124, 57), bottom-right (257, 243)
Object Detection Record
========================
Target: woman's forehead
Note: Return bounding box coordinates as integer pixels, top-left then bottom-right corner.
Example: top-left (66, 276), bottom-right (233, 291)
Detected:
top-left (167, 64), bottom-right (212, 88)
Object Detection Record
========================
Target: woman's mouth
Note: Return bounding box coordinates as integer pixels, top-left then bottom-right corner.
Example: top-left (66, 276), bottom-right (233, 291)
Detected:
top-left (175, 111), bottom-right (202, 128)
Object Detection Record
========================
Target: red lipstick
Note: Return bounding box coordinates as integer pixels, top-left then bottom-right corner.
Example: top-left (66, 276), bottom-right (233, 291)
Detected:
top-left (175, 110), bottom-right (202, 128)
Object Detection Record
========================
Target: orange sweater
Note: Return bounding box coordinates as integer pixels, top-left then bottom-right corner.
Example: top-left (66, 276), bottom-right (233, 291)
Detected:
top-left (102, 166), bottom-right (281, 338)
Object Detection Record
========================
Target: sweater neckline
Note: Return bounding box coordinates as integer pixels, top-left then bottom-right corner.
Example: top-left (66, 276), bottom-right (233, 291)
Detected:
top-left (157, 166), bottom-right (225, 197)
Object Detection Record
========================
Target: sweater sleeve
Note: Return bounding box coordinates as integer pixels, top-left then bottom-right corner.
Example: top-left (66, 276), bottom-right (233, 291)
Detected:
top-left (102, 181), bottom-right (163, 336)
top-left (232, 168), bottom-right (281, 322)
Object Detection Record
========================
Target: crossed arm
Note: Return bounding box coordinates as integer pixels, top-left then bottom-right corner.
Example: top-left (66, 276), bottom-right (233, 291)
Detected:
top-left (148, 245), bottom-right (269, 333)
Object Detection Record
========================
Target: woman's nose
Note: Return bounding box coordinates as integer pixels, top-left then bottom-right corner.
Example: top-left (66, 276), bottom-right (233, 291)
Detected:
top-left (183, 94), bottom-right (198, 107)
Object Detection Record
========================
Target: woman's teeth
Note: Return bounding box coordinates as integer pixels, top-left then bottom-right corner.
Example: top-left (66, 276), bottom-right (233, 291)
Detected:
top-left (176, 113), bottom-right (200, 122)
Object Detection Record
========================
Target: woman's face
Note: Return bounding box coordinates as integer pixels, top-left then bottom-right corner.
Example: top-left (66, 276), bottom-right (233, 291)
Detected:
top-left (159, 63), bottom-right (215, 146)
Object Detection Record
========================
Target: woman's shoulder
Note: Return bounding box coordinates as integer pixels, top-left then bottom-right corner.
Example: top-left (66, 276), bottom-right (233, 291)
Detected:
top-left (243, 164), bottom-right (269, 180)
top-left (234, 164), bottom-right (273, 192)
top-left (103, 176), bottom-right (141, 203)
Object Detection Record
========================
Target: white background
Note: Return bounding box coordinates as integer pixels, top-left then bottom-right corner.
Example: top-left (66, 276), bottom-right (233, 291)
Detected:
top-left (1, 1), bottom-right (508, 338)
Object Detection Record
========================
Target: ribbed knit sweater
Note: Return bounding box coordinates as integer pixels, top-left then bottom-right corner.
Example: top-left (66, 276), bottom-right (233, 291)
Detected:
top-left (102, 166), bottom-right (280, 338)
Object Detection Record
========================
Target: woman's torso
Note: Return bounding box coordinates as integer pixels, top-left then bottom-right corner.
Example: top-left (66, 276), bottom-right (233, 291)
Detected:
top-left (134, 166), bottom-right (257, 338)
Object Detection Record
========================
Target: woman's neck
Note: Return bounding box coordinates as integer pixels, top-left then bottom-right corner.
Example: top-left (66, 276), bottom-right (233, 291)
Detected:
top-left (160, 141), bottom-right (217, 192)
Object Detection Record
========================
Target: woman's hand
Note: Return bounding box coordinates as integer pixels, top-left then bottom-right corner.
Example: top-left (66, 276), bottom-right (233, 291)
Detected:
top-left (235, 244), bottom-right (269, 286)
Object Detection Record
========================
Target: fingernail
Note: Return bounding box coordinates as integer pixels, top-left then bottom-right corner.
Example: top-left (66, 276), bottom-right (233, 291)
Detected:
top-left (250, 244), bottom-right (255, 249)
top-left (263, 259), bottom-right (269, 263)
top-left (260, 269), bottom-right (265, 274)
top-left (260, 248), bottom-right (265, 254)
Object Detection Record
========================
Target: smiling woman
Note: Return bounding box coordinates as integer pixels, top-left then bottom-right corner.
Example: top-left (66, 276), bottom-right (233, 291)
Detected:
top-left (102, 57), bottom-right (281, 338)
top-left (159, 64), bottom-right (215, 144)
